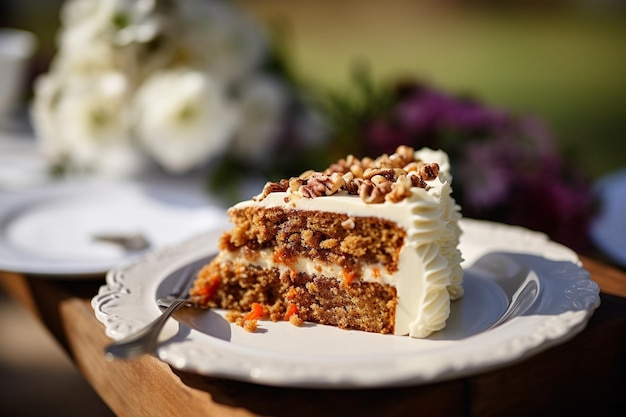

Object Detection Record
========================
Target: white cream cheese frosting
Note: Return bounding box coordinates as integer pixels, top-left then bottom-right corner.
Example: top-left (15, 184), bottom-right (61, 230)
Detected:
top-left (231, 148), bottom-right (463, 338)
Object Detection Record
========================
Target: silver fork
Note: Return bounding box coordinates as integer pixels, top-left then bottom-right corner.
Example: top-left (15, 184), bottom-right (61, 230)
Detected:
top-left (104, 263), bottom-right (201, 360)
top-left (92, 232), bottom-right (151, 252)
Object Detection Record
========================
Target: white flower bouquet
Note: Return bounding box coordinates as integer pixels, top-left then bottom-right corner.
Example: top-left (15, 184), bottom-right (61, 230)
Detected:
top-left (32, 0), bottom-right (310, 178)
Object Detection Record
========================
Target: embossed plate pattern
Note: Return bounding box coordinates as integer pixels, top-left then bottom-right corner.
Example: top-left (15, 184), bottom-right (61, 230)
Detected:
top-left (93, 219), bottom-right (600, 388)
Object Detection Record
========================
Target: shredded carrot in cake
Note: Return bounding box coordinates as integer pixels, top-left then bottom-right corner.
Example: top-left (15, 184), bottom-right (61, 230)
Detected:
top-left (243, 302), bottom-right (266, 321)
top-left (342, 269), bottom-right (356, 287)
top-left (272, 248), bottom-right (294, 265)
top-left (284, 303), bottom-right (303, 326)
top-left (284, 303), bottom-right (298, 320)
top-left (197, 275), bottom-right (220, 303)
top-left (372, 268), bottom-right (381, 279)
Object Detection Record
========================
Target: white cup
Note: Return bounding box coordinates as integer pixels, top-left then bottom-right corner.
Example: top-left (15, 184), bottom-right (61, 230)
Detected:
top-left (0, 28), bottom-right (37, 126)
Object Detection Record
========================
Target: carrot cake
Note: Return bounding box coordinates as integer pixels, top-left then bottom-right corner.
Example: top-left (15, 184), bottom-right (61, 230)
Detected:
top-left (190, 146), bottom-right (463, 338)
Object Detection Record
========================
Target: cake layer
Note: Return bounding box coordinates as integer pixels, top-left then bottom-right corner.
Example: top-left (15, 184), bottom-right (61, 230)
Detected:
top-left (194, 260), bottom-right (396, 334)
top-left (220, 206), bottom-right (406, 279)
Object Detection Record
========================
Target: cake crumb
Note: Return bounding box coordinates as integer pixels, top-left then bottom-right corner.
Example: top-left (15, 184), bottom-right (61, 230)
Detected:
top-left (225, 303), bottom-right (276, 332)
top-left (227, 311), bottom-right (261, 332)
top-left (320, 238), bottom-right (338, 249)
top-left (242, 319), bottom-right (258, 332)
top-left (225, 310), bottom-right (241, 323)
top-left (289, 315), bottom-right (304, 326)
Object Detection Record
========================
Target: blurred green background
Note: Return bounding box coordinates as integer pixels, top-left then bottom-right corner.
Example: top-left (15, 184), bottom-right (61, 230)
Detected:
top-left (236, 0), bottom-right (626, 180)
top-left (2, 0), bottom-right (625, 179)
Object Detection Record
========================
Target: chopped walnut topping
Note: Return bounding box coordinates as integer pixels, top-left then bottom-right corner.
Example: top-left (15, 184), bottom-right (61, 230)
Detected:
top-left (349, 164), bottom-right (363, 178)
top-left (403, 161), bottom-right (422, 172)
top-left (324, 163), bottom-right (347, 175)
top-left (342, 171), bottom-right (354, 184)
top-left (370, 174), bottom-right (387, 186)
top-left (363, 168), bottom-right (395, 181)
top-left (343, 177), bottom-right (362, 195)
top-left (395, 145), bottom-right (415, 165)
top-left (386, 175), bottom-right (413, 203)
top-left (255, 179), bottom-right (289, 201)
top-left (255, 145), bottom-right (442, 204)
top-left (299, 175), bottom-right (328, 198)
top-left (359, 179), bottom-right (393, 204)
top-left (299, 169), bottom-right (315, 179)
top-left (407, 171), bottom-right (427, 188)
top-left (419, 162), bottom-right (440, 181)
top-left (288, 177), bottom-right (303, 193)
top-left (298, 172), bottom-right (346, 198)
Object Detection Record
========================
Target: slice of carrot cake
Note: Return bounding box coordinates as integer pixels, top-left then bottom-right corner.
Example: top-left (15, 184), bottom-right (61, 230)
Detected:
top-left (190, 146), bottom-right (463, 338)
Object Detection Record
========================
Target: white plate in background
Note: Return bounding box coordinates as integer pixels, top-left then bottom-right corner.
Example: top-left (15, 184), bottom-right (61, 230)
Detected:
top-left (0, 180), bottom-right (228, 277)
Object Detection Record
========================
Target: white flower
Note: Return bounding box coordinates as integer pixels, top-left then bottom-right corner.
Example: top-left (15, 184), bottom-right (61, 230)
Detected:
top-left (32, 71), bottom-right (146, 177)
top-left (112, 0), bottom-right (161, 46)
top-left (231, 75), bottom-right (288, 162)
top-left (57, 0), bottom-right (163, 83)
top-left (31, 74), bottom-right (64, 161)
top-left (133, 69), bottom-right (236, 174)
top-left (59, 72), bottom-right (130, 151)
top-left (32, 0), bottom-right (283, 178)
top-left (54, 1), bottom-right (120, 76)
top-left (60, 0), bottom-right (117, 39)
top-left (51, 37), bottom-right (118, 76)
top-left (60, 0), bottom-right (160, 46)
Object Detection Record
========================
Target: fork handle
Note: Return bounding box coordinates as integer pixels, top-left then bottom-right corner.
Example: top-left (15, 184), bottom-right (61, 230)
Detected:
top-left (104, 299), bottom-right (187, 359)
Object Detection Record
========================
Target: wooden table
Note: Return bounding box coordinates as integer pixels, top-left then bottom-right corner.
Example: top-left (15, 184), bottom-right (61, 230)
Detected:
top-left (1, 256), bottom-right (625, 417)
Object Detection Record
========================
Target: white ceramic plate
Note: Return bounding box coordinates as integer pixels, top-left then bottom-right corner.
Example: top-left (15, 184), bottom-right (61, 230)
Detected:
top-left (591, 168), bottom-right (626, 269)
top-left (0, 180), bottom-right (229, 277)
top-left (92, 219), bottom-right (600, 388)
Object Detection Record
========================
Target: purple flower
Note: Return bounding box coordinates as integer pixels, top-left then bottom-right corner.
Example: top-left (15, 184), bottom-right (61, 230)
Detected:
top-left (506, 174), bottom-right (593, 252)
top-left (458, 142), bottom-right (513, 211)
top-left (442, 99), bottom-right (511, 136)
top-left (518, 116), bottom-right (555, 150)
top-left (364, 120), bottom-right (410, 155)
top-left (396, 88), bottom-right (449, 135)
